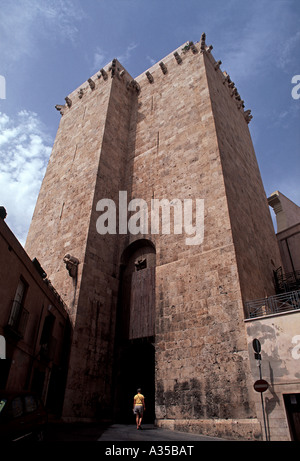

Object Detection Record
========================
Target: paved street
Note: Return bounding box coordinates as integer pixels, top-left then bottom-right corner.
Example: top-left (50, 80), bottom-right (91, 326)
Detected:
top-left (45, 422), bottom-right (227, 442)
top-left (98, 424), bottom-right (226, 442)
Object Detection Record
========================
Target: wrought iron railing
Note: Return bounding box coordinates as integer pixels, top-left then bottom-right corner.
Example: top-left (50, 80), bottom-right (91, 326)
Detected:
top-left (245, 290), bottom-right (300, 319)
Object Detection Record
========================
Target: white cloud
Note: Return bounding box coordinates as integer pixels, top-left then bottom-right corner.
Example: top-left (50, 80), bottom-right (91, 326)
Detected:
top-left (35, 0), bottom-right (85, 43)
top-left (146, 56), bottom-right (156, 67)
top-left (93, 47), bottom-right (107, 71)
top-left (0, 111), bottom-right (52, 245)
top-left (217, 1), bottom-right (298, 83)
top-left (0, 0), bottom-right (84, 63)
top-left (277, 31), bottom-right (300, 71)
top-left (117, 42), bottom-right (138, 65)
top-left (92, 42), bottom-right (138, 72)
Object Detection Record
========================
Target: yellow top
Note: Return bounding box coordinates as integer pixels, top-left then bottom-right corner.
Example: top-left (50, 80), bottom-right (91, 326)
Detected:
top-left (134, 393), bottom-right (144, 405)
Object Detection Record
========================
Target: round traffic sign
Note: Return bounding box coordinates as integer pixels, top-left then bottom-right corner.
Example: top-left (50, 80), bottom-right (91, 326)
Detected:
top-left (253, 379), bottom-right (269, 393)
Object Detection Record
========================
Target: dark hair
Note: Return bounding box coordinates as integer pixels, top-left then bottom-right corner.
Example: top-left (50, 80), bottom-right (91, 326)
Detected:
top-left (137, 388), bottom-right (142, 393)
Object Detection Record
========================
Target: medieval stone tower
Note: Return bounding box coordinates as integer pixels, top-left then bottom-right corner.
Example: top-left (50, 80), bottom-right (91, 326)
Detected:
top-left (25, 34), bottom-right (282, 439)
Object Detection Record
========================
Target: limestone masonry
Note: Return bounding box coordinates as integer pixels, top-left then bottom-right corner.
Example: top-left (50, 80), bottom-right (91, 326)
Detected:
top-left (25, 35), bottom-right (283, 439)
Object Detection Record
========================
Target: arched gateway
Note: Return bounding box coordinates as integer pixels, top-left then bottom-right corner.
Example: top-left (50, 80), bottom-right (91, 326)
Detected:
top-left (113, 239), bottom-right (156, 423)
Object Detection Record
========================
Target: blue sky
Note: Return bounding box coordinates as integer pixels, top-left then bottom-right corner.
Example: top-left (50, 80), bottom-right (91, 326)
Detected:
top-left (0, 0), bottom-right (299, 245)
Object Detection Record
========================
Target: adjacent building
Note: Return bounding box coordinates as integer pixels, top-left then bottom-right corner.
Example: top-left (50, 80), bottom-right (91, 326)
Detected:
top-left (0, 211), bottom-right (71, 416)
top-left (268, 191), bottom-right (300, 292)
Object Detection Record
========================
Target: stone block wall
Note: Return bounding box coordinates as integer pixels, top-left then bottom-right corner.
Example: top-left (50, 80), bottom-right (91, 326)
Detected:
top-left (203, 51), bottom-right (282, 304)
top-left (25, 61), bottom-right (138, 420)
top-left (24, 38), bottom-right (283, 437)
top-left (120, 42), bottom-right (267, 438)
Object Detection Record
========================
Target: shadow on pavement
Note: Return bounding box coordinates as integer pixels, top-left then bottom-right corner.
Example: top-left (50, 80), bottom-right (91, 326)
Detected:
top-left (45, 422), bottom-right (226, 442)
top-left (44, 421), bottom-right (109, 441)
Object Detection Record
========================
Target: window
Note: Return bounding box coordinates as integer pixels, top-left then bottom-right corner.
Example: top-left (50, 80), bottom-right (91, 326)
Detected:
top-left (284, 394), bottom-right (300, 441)
top-left (135, 258), bottom-right (147, 271)
top-left (0, 399), bottom-right (7, 414)
top-left (11, 397), bottom-right (23, 418)
top-left (40, 314), bottom-right (55, 346)
top-left (24, 395), bottom-right (37, 413)
top-left (14, 279), bottom-right (27, 304)
top-left (40, 314), bottom-right (56, 361)
top-left (7, 278), bottom-right (29, 338)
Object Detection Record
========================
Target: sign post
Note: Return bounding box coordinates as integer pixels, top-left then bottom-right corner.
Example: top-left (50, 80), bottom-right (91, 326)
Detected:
top-left (252, 338), bottom-right (269, 441)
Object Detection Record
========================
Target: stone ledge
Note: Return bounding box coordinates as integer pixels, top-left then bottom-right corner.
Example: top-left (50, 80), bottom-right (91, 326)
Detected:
top-left (156, 418), bottom-right (262, 441)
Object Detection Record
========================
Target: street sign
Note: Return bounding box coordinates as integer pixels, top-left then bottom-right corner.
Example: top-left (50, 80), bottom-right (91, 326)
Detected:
top-left (253, 338), bottom-right (262, 360)
top-left (252, 338), bottom-right (261, 353)
top-left (253, 379), bottom-right (269, 393)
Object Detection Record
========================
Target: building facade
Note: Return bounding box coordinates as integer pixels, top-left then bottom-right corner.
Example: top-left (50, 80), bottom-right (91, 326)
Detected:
top-left (0, 212), bottom-right (71, 415)
top-left (268, 191), bottom-right (300, 292)
top-left (245, 304), bottom-right (300, 441)
top-left (24, 35), bottom-right (288, 439)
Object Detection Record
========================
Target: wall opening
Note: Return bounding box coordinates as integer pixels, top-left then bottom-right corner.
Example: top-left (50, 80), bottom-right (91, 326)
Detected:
top-left (284, 393), bottom-right (300, 441)
top-left (114, 339), bottom-right (155, 423)
top-left (113, 239), bottom-right (156, 423)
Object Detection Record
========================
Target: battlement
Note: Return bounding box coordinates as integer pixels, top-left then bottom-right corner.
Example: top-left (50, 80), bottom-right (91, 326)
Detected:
top-left (55, 33), bottom-right (252, 123)
top-left (55, 58), bottom-right (136, 115)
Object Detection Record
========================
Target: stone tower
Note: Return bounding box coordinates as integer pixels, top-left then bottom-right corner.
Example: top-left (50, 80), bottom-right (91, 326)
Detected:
top-left (25, 35), bottom-right (281, 439)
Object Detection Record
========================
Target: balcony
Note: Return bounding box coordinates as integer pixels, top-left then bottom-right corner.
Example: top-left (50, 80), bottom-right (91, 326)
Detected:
top-left (5, 300), bottom-right (29, 340)
top-left (245, 289), bottom-right (300, 319)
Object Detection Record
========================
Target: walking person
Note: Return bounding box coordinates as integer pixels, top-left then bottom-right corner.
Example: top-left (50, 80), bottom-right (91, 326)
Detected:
top-left (133, 388), bottom-right (146, 430)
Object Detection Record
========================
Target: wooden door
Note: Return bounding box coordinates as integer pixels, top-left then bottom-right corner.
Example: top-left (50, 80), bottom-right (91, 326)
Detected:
top-left (129, 267), bottom-right (155, 340)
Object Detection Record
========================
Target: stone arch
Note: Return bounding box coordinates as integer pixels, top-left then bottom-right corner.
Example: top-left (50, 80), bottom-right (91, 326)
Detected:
top-left (113, 239), bottom-right (156, 422)
top-left (120, 238), bottom-right (156, 265)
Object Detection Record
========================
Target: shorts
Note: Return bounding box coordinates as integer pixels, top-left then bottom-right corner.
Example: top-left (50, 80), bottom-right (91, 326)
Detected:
top-left (133, 405), bottom-right (144, 415)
